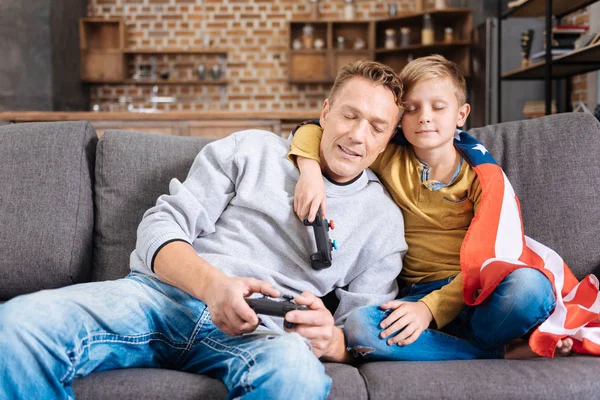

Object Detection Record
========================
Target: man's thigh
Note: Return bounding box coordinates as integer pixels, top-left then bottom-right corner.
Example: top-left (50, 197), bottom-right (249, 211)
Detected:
top-left (1, 272), bottom-right (207, 378)
top-left (180, 326), bottom-right (330, 399)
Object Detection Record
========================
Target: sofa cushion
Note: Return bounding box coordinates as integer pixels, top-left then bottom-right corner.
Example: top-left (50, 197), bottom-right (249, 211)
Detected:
top-left (93, 131), bottom-right (213, 281)
top-left (358, 356), bottom-right (600, 399)
top-left (72, 363), bottom-right (367, 400)
top-left (469, 113), bottom-right (600, 279)
top-left (0, 121), bottom-right (96, 300)
top-left (72, 368), bottom-right (228, 400)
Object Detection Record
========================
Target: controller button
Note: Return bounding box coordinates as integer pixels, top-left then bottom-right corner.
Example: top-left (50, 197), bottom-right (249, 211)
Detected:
top-left (332, 240), bottom-right (338, 250)
top-left (282, 294), bottom-right (294, 301)
top-left (329, 220), bottom-right (335, 230)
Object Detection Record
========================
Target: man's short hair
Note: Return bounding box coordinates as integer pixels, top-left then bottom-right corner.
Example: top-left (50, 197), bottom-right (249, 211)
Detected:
top-left (328, 60), bottom-right (403, 109)
top-left (399, 54), bottom-right (467, 105)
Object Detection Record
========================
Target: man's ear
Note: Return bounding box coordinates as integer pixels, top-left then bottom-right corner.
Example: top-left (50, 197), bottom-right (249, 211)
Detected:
top-left (456, 103), bottom-right (471, 128)
top-left (320, 98), bottom-right (330, 126)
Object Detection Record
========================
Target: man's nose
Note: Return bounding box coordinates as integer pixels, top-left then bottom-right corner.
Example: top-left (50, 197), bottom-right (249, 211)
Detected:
top-left (348, 119), bottom-right (369, 142)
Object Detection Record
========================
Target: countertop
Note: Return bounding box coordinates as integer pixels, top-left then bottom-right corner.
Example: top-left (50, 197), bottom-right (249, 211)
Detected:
top-left (0, 111), bottom-right (321, 122)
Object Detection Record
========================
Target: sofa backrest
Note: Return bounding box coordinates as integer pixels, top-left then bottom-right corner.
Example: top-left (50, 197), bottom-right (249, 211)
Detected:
top-left (93, 113), bottom-right (600, 283)
top-left (468, 112), bottom-right (600, 279)
top-left (92, 130), bottom-right (214, 281)
top-left (0, 121), bottom-right (96, 300)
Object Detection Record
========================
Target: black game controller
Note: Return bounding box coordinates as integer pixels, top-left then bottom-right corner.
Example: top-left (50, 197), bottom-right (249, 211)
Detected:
top-left (303, 208), bottom-right (338, 270)
top-left (246, 294), bottom-right (309, 329)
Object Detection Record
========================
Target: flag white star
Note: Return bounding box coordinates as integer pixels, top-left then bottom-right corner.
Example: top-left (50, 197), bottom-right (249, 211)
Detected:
top-left (472, 144), bottom-right (488, 155)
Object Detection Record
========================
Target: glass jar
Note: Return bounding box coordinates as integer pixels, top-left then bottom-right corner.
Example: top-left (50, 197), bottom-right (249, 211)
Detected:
top-left (384, 29), bottom-right (396, 49)
top-left (337, 36), bottom-right (345, 49)
top-left (421, 14), bottom-right (434, 45)
top-left (302, 24), bottom-right (314, 49)
top-left (344, 0), bottom-right (356, 20)
top-left (444, 27), bottom-right (454, 43)
top-left (310, 0), bottom-right (320, 19)
top-left (400, 27), bottom-right (411, 47)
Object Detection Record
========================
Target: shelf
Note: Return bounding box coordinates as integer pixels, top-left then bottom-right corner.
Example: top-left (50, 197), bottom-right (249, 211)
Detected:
top-left (376, 8), bottom-right (472, 24)
top-left (375, 40), bottom-right (471, 54)
top-left (288, 49), bottom-right (329, 54)
top-left (501, 41), bottom-right (600, 80)
top-left (121, 79), bottom-right (229, 85)
top-left (124, 48), bottom-right (228, 55)
top-left (502, 0), bottom-right (597, 18)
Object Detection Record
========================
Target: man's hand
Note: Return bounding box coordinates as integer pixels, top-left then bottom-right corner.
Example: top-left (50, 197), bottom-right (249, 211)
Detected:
top-left (294, 157), bottom-right (327, 222)
top-left (204, 275), bottom-right (280, 337)
top-left (285, 292), bottom-right (349, 361)
top-left (379, 301), bottom-right (433, 346)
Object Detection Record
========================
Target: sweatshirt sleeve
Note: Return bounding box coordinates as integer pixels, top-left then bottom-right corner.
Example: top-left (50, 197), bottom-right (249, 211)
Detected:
top-left (135, 133), bottom-right (239, 273)
top-left (288, 123), bottom-right (323, 164)
top-left (419, 272), bottom-right (465, 329)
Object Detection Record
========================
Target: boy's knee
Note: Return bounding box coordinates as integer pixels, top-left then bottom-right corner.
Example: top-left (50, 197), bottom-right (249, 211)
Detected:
top-left (502, 268), bottom-right (555, 314)
top-left (345, 306), bottom-right (388, 356)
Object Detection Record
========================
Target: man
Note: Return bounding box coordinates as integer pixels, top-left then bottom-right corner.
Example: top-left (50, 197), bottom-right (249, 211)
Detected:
top-left (0, 61), bottom-right (406, 399)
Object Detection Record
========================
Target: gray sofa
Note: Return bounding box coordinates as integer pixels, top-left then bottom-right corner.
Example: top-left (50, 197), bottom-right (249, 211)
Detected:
top-left (1, 112), bottom-right (600, 399)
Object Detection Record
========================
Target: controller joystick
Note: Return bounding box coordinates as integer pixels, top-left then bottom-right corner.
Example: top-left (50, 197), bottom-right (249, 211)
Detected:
top-left (246, 295), bottom-right (309, 329)
top-left (303, 207), bottom-right (337, 270)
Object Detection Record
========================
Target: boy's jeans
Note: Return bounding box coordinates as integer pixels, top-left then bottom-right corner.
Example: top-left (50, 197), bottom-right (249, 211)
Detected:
top-left (345, 268), bottom-right (555, 361)
top-left (0, 273), bottom-right (331, 400)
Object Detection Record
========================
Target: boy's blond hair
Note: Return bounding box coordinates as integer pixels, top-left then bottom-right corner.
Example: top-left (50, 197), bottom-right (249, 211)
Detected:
top-left (328, 60), bottom-right (403, 109)
top-left (399, 54), bottom-right (467, 105)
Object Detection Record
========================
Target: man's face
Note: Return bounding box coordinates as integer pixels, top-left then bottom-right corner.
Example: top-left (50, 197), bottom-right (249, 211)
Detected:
top-left (319, 77), bottom-right (400, 183)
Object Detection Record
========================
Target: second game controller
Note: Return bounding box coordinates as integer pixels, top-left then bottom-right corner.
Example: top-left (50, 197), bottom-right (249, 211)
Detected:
top-left (246, 294), bottom-right (309, 329)
top-left (303, 208), bottom-right (338, 270)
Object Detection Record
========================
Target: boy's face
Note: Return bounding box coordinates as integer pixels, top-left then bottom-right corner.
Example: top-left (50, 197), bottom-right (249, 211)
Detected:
top-left (318, 77), bottom-right (400, 183)
top-left (401, 77), bottom-right (470, 156)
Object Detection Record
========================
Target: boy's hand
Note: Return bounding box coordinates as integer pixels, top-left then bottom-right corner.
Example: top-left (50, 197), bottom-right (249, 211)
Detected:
top-left (284, 292), bottom-right (338, 359)
top-left (294, 157), bottom-right (327, 222)
top-left (204, 275), bottom-right (280, 337)
top-left (379, 301), bottom-right (433, 346)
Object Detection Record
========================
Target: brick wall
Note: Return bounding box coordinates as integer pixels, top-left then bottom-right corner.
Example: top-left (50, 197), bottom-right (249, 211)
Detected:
top-left (87, 0), bottom-right (435, 112)
top-left (564, 7), bottom-right (590, 105)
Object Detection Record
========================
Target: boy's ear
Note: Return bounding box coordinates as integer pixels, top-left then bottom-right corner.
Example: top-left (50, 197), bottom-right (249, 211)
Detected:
top-left (456, 103), bottom-right (471, 128)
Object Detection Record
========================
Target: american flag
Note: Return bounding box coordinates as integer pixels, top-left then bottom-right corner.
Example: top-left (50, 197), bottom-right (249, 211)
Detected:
top-left (456, 130), bottom-right (600, 357)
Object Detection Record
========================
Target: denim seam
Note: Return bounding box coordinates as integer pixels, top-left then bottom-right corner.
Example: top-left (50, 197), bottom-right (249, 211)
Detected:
top-left (200, 337), bottom-right (257, 395)
top-left (60, 332), bottom-right (189, 385)
top-left (173, 305), bottom-right (211, 367)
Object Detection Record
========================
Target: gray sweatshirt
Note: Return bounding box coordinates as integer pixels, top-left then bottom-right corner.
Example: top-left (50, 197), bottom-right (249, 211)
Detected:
top-left (130, 130), bottom-right (407, 331)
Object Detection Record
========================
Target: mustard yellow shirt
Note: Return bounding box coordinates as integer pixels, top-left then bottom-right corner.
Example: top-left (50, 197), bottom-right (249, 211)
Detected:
top-left (289, 125), bottom-right (482, 328)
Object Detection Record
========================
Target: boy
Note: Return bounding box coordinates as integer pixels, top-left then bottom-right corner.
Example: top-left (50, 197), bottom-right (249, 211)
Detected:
top-left (289, 55), bottom-right (577, 360)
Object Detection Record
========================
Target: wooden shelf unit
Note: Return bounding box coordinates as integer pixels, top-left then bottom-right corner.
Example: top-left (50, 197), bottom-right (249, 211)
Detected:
top-left (502, 40), bottom-right (600, 80)
top-left (373, 8), bottom-right (472, 77)
top-left (79, 18), bottom-right (228, 86)
top-left (288, 20), bottom-right (375, 83)
top-left (502, 0), bottom-right (597, 18)
top-left (499, 0), bottom-right (600, 116)
top-left (80, 18), bottom-right (126, 82)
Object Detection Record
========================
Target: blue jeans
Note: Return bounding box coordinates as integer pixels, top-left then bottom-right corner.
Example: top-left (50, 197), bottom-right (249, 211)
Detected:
top-left (344, 268), bottom-right (555, 361)
top-left (0, 273), bottom-right (331, 399)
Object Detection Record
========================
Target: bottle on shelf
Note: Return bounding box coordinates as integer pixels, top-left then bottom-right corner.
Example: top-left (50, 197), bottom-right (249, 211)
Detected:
top-left (400, 27), bottom-right (411, 46)
top-left (302, 24), bottom-right (314, 49)
top-left (421, 14), bottom-right (434, 45)
top-left (385, 29), bottom-right (397, 49)
top-left (444, 27), bottom-right (454, 43)
top-left (310, 0), bottom-right (320, 19)
top-left (344, 0), bottom-right (356, 20)
top-left (415, 0), bottom-right (424, 12)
